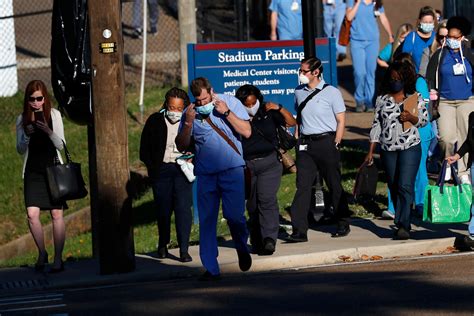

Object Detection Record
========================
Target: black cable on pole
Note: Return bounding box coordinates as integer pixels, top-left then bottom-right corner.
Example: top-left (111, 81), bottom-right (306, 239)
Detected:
top-left (302, 0), bottom-right (315, 57)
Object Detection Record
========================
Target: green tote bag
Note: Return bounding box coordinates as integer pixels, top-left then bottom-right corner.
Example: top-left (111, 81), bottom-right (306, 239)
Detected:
top-left (423, 161), bottom-right (472, 223)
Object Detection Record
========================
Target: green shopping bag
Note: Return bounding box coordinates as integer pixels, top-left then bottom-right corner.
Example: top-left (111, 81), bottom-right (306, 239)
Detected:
top-left (423, 161), bottom-right (472, 223)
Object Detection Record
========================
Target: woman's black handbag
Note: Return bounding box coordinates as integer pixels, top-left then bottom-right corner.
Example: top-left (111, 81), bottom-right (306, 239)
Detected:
top-left (46, 141), bottom-right (88, 202)
top-left (353, 161), bottom-right (378, 201)
top-left (277, 125), bottom-right (297, 151)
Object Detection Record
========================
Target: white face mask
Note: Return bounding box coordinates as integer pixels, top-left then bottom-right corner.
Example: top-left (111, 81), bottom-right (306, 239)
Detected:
top-left (166, 110), bottom-right (182, 123)
top-left (299, 74), bottom-right (310, 84)
top-left (245, 99), bottom-right (260, 117)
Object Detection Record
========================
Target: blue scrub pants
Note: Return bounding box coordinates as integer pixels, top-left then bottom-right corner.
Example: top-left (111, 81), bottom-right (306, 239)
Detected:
top-left (197, 167), bottom-right (249, 276)
top-left (387, 139), bottom-right (430, 214)
top-left (323, 3), bottom-right (347, 56)
top-left (132, 0), bottom-right (159, 31)
top-left (381, 144), bottom-right (421, 231)
top-left (350, 39), bottom-right (379, 109)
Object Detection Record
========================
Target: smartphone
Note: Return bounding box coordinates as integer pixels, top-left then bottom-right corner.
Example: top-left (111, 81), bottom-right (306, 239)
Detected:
top-left (177, 153), bottom-right (194, 160)
top-left (34, 111), bottom-right (44, 122)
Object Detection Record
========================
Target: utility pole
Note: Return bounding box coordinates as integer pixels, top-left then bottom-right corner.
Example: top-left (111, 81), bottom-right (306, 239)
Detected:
top-left (88, 0), bottom-right (135, 274)
top-left (301, 0), bottom-right (316, 57)
top-left (179, 0), bottom-right (197, 87)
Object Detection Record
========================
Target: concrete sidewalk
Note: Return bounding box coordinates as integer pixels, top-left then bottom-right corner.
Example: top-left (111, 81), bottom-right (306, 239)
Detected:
top-left (0, 218), bottom-right (469, 296)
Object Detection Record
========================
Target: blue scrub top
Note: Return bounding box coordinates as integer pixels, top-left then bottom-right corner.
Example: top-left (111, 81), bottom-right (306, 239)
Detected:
top-left (346, 0), bottom-right (384, 41)
top-left (416, 77), bottom-right (434, 141)
top-left (402, 31), bottom-right (435, 73)
top-left (180, 93), bottom-right (249, 176)
top-left (269, 0), bottom-right (303, 40)
top-left (439, 50), bottom-right (473, 100)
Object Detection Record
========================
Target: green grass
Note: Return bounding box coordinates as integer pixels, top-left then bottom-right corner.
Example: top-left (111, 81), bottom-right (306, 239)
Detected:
top-left (0, 87), bottom-right (391, 267)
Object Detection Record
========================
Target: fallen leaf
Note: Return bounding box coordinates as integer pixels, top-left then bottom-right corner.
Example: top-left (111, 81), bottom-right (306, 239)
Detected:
top-left (370, 255), bottom-right (383, 261)
top-left (338, 255), bottom-right (352, 262)
top-left (361, 254), bottom-right (369, 261)
top-left (420, 252), bottom-right (433, 256)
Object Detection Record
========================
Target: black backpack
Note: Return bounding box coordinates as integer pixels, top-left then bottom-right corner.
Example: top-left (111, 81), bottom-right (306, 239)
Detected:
top-left (51, 0), bottom-right (91, 125)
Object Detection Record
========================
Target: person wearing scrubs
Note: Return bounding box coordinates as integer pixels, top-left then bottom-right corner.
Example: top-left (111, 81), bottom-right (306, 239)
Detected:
top-left (346, 0), bottom-right (394, 113)
top-left (322, 0), bottom-right (347, 61)
top-left (269, 0), bottom-right (303, 40)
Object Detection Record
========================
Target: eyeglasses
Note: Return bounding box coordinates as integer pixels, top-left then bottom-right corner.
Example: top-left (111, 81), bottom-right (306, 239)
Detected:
top-left (299, 68), bottom-right (311, 74)
top-left (447, 35), bottom-right (463, 40)
top-left (28, 96), bottom-right (44, 102)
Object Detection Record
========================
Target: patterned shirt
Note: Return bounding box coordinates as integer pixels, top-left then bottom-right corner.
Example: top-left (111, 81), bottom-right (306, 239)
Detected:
top-left (369, 94), bottom-right (428, 151)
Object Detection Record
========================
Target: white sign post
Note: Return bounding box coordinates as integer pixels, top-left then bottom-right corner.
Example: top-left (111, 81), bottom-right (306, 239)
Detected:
top-left (0, 0), bottom-right (18, 97)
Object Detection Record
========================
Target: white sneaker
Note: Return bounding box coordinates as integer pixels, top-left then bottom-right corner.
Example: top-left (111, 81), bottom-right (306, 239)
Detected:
top-left (381, 210), bottom-right (395, 220)
top-left (460, 174), bottom-right (471, 185)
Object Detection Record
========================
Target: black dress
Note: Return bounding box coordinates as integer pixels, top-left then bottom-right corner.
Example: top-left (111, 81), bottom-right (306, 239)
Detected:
top-left (24, 124), bottom-right (67, 210)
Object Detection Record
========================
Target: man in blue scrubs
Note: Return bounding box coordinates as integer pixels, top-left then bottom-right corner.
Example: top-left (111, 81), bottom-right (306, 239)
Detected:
top-left (176, 77), bottom-right (252, 280)
top-left (269, 0), bottom-right (303, 40)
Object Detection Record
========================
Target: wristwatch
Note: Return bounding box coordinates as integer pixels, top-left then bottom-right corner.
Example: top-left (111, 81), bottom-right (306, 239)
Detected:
top-left (223, 109), bottom-right (231, 117)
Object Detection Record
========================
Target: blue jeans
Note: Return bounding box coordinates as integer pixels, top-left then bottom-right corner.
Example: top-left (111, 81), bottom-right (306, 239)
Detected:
top-left (350, 39), bottom-right (379, 108)
top-left (469, 163), bottom-right (474, 236)
top-left (132, 0), bottom-right (159, 31)
top-left (197, 167), bottom-right (249, 276)
top-left (323, 3), bottom-right (347, 56)
top-left (381, 144), bottom-right (421, 231)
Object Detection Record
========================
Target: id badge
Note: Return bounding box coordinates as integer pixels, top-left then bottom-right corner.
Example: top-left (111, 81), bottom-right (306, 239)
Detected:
top-left (299, 144), bottom-right (308, 151)
top-left (453, 63), bottom-right (465, 76)
top-left (291, 1), bottom-right (299, 11)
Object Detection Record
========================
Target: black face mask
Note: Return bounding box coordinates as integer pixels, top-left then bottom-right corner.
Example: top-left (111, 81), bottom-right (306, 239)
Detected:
top-left (389, 80), bottom-right (404, 93)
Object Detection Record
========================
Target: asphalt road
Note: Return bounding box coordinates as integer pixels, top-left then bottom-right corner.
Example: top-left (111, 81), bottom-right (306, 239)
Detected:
top-left (1, 253), bottom-right (473, 315)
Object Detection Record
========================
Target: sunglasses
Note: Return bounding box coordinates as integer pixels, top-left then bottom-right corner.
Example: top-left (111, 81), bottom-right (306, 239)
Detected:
top-left (299, 68), bottom-right (311, 74)
top-left (28, 96), bottom-right (44, 102)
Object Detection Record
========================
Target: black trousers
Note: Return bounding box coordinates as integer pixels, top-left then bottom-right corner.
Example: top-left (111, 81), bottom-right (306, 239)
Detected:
top-left (290, 134), bottom-right (349, 235)
top-left (246, 152), bottom-right (283, 248)
top-left (150, 163), bottom-right (193, 252)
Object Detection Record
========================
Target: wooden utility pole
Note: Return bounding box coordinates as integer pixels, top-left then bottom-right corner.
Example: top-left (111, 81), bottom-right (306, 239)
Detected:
top-left (88, 0), bottom-right (135, 274)
top-left (178, 0), bottom-right (197, 87)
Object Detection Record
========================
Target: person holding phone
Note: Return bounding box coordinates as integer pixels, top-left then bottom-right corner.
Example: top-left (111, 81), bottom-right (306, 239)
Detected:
top-left (365, 61), bottom-right (428, 240)
top-left (140, 87), bottom-right (194, 263)
top-left (16, 80), bottom-right (67, 273)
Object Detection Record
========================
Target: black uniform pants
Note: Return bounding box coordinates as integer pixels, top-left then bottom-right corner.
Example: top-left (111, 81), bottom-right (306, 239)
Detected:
top-left (290, 133), bottom-right (349, 235)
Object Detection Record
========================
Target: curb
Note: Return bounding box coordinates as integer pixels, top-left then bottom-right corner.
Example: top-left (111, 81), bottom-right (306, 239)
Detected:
top-left (12, 236), bottom-right (456, 294)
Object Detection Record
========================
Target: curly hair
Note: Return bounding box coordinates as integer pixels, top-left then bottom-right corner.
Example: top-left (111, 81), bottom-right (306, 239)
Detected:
top-left (379, 61), bottom-right (417, 96)
top-left (235, 84), bottom-right (264, 106)
top-left (163, 87), bottom-right (190, 110)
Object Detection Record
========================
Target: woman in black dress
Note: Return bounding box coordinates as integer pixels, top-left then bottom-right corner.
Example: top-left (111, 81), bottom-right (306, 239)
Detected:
top-left (16, 80), bottom-right (67, 272)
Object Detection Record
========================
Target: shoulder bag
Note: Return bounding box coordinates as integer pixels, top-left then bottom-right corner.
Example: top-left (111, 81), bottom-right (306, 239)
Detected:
top-left (338, 17), bottom-right (351, 47)
top-left (46, 141), bottom-right (88, 202)
top-left (296, 84), bottom-right (329, 125)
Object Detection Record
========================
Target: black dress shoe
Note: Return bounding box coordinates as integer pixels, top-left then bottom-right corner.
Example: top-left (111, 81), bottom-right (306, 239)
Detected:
top-left (285, 233), bottom-right (308, 243)
top-left (34, 252), bottom-right (48, 273)
top-left (179, 252), bottom-right (192, 263)
top-left (260, 237), bottom-right (275, 255)
top-left (394, 227), bottom-right (410, 240)
top-left (157, 247), bottom-right (168, 259)
top-left (198, 271), bottom-right (221, 281)
top-left (332, 225), bottom-right (350, 238)
top-left (49, 261), bottom-right (64, 274)
top-left (464, 235), bottom-right (474, 248)
top-left (237, 250), bottom-right (252, 272)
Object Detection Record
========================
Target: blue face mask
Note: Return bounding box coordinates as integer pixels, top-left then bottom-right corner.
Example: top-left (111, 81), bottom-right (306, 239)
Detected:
top-left (419, 23), bottom-right (434, 34)
top-left (195, 101), bottom-right (214, 115)
top-left (446, 38), bottom-right (461, 50)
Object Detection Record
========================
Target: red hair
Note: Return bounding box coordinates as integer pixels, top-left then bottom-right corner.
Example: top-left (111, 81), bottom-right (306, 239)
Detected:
top-left (22, 80), bottom-right (52, 128)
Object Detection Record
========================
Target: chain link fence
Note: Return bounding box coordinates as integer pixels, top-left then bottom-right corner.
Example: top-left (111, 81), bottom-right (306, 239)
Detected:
top-left (0, 0), bottom-right (181, 125)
